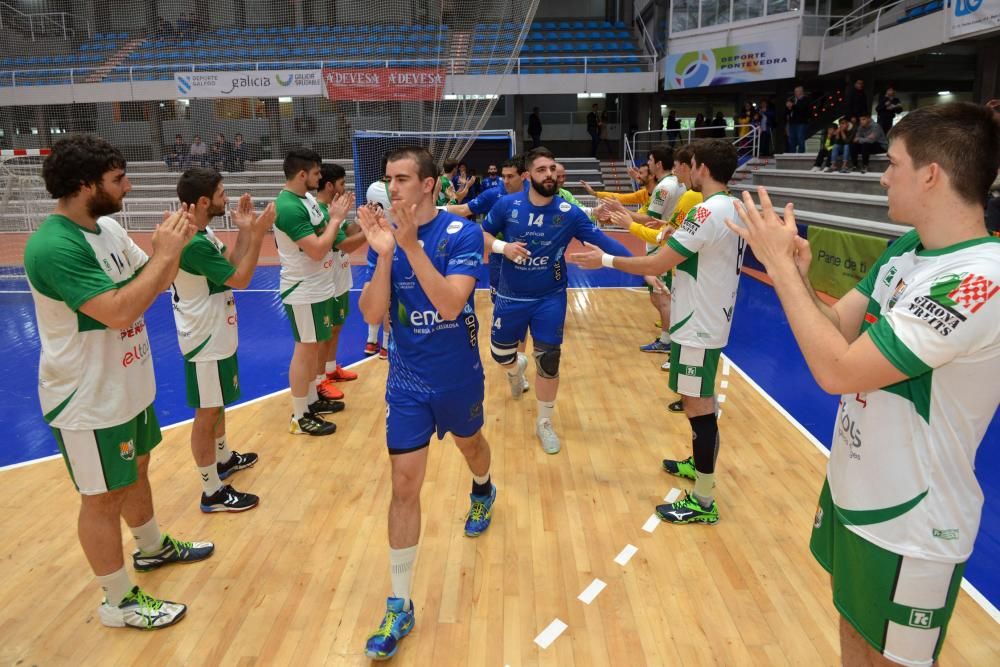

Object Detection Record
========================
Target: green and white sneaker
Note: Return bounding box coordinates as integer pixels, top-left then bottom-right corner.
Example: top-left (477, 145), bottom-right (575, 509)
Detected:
top-left (98, 586), bottom-right (186, 629)
top-left (656, 491), bottom-right (719, 525)
top-left (132, 534), bottom-right (215, 572)
top-left (661, 454), bottom-right (696, 480)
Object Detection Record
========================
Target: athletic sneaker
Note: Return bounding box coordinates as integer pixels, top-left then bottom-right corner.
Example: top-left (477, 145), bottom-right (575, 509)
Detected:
top-left (464, 484), bottom-right (497, 537)
top-left (98, 586), bottom-right (186, 630)
top-left (365, 597), bottom-right (416, 661)
top-left (317, 379), bottom-right (344, 401)
top-left (132, 534), bottom-right (214, 572)
top-left (326, 364), bottom-right (358, 382)
top-left (667, 399), bottom-right (684, 413)
top-left (378, 346), bottom-right (388, 360)
top-left (217, 451), bottom-right (258, 480)
top-left (289, 412), bottom-right (337, 436)
top-left (656, 491), bottom-right (719, 525)
top-left (364, 342), bottom-right (379, 356)
top-left (860, 166), bottom-right (868, 174)
top-left (661, 360), bottom-right (671, 371)
top-left (309, 398), bottom-right (345, 415)
top-left (823, 166), bottom-right (835, 173)
top-left (200, 484), bottom-right (259, 513)
top-left (639, 340), bottom-right (670, 354)
top-left (536, 419), bottom-right (560, 454)
top-left (810, 166), bottom-right (822, 172)
top-left (508, 355), bottom-right (528, 400)
top-left (662, 454), bottom-right (696, 480)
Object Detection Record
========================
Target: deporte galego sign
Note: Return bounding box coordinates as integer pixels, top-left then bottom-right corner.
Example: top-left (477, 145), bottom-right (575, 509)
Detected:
top-left (174, 70), bottom-right (324, 98)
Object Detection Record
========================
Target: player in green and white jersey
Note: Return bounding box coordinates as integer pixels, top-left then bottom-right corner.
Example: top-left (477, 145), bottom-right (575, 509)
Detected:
top-left (570, 139), bottom-right (744, 524)
top-left (173, 167), bottom-right (275, 513)
top-left (312, 163), bottom-right (368, 401)
top-left (273, 149), bottom-right (347, 436)
top-left (732, 103), bottom-right (1000, 667)
top-left (24, 134), bottom-right (214, 630)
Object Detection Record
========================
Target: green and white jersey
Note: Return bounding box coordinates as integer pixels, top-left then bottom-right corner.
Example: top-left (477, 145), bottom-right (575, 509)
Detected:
top-left (171, 227), bottom-right (238, 363)
top-left (665, 192), bottom-right (744, 348)
top-left (24, 214), bottom-right (155, 429)
top-left (647, 174), bottom-right (686, 224)
top-left (828, 231), bottom-right (1000, 563)
top-left (274, 189), bottom-right (336, 305)
top-left (317, 201), bottom-right (351, 297)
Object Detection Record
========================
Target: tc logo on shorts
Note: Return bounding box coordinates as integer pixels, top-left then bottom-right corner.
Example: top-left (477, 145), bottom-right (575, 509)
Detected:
top-left (119, 439), bottom-right (136, 461)
top-left (232, 374), bottom-right (239, 390)
top-left (684, 367), bottom-right (697, 376)
top-left (908, 609), bottom-right (934, 629)
top-left (813, 506), bottom-right (823, 529)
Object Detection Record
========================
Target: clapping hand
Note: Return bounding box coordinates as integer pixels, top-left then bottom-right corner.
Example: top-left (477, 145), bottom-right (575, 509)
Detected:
top-left (357, 203), bottom-right (396, 256)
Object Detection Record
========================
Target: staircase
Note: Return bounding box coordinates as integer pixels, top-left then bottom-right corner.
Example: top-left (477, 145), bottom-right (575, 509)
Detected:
top-left (85, 37), bottom-right (146, 83)
top-left (447, 30), bottom-right (473, 75)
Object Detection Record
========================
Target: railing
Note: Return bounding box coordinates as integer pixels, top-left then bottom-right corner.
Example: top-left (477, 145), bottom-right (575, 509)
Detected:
top-left (635, 12), bottom-right (658, 58)
top-left (0, 1), bottom-right (73, 40)
top-left (821, 0), bottom-right (940, 50)
top-left (623, 125), bottom-right (761, 176)
top-left (669, 0), bottom-right (828, 35)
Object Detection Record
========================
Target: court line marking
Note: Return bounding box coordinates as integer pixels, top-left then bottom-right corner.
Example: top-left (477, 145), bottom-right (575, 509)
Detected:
top-left (577, 578), bottom-right (606, 605)
top-left (614, 544), bottom-right (638, 566)
top-left (641, 514), bottom-right (660, 533)
top-left (534, 618), bottom-right (567, 649)
top-left (664, 487), bottom-right (681, 503)
top-left (723, 354), bottom-right (1000, 626)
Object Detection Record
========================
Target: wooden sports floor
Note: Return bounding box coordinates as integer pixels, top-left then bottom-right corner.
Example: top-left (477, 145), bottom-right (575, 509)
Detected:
top-left (1, 288), bottom-right (997, 666)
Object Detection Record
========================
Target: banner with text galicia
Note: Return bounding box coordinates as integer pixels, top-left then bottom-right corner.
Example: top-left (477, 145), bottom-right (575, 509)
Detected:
top-left (664, 41), bottom-right (796, 90)
top-left (174, 70), bottom-right (323, 98)
top-left (806, 227), bottom-right (889, 299)
top-left (945, 0), bottom-right (1000, 39)
top-left (323, 68), bottom-right (446, 101)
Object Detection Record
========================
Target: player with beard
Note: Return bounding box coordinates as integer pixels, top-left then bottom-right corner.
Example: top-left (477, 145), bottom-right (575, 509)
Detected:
top-left (482, 147), bottom-right (631, 454)
top-left (172, 167), bottom-right (275, 512)
top-left (24, 134), bottom-right (214, 629)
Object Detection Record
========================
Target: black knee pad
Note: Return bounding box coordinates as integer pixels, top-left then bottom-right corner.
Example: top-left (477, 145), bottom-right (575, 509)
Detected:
top-left (490, 341), bottom-right (518, 366)
top-left (533, 342), bottom-right (561, 379)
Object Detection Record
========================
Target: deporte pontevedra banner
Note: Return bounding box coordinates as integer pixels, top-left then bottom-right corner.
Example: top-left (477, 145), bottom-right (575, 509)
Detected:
top-left (174, 70), bottom-right (324, 98)
top-left (664, 41), bottom-right (796, 91)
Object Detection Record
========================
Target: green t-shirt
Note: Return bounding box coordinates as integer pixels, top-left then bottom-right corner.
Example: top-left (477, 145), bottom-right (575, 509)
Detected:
top-left (171, 227), bottom-right (238, 362)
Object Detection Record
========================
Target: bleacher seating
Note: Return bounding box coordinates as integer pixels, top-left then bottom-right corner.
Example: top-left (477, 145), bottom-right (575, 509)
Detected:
top-left (895, 0), bottom-right (944, 25)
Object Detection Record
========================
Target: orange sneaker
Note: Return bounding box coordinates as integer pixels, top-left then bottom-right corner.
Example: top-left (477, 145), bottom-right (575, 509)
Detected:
top-left (317, 379), bottom-right (344, 401)
top-left (326, 364), bottom-right (358, 382)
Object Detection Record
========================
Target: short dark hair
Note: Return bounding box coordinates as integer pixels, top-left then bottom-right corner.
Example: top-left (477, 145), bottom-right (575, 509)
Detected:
top-left (177, 167), bottom-right (223, 205)
top-left (647, 144), bottom-right (673, 170)
top-left (319, 163), bottom-right (346, 191)
top-left (673, 144), bottom-right (694, 167)
top-left (175, 133), bottom-right (183, 139)
top-left (501, 158), bottom-right (518, 171)
top-left (443, 159), bottom-right (459, 173)
top-left (889, 101), bottom-right (1000, 206)
top-left (386, 146), bottom-right (437, 181)
top-left (42, 134), bottom-right (126, 199)
top-left (523, 146), bottom-right (555, 170)
top-left (689, 139), bottom-right (738, 184)
top-left (511, 153), bottom-right (528, 174)
top-left (283, 148), bottom-right (321, 178)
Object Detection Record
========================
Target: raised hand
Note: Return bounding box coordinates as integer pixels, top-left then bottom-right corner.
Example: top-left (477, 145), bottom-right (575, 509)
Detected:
top-left (153, 204), bottom-right (196, 260)
top-left (388, 203), bottom-right (420, 254)
top-left (725, 187), bottom-right (799, 274)
top-left (328, 191), bottom-right (354, 223)
top-left (609, 209), bottom-right (632, 228)
top-left (566, 241), bottom-right (606, 270)
top-left (230, 192), bottom-right (255, 230)
top-left (357, 204), bottom-right (396, 256)
top-left (579, 180), bottom-right (596, 196)
top-left (253, 202), bottom-right (276, 236)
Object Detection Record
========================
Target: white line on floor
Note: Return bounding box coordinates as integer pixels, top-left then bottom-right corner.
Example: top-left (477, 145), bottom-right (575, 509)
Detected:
top-left (534, 618), bottom-right (567, 649)
top-left (577, 579), bottom-right (607, 605)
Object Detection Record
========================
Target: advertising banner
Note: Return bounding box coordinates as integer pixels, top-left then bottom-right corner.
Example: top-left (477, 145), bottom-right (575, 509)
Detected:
top-left (664, 41), bottom-right (796, 90)
top-left (173, 70), bottom-right (323, 98)
top-left (806, 227), bottom-right (890, 299)
top-left (323, 68), bottom-right (446, 101)
top-left (946, 0), bottom-right (1000, 39)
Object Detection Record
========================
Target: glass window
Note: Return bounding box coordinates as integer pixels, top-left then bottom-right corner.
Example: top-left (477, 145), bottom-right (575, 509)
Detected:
top-left (703, 0), bottom-right (732, 27)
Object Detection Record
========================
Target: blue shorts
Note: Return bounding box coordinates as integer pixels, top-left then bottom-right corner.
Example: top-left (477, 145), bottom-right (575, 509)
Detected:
top-left (491, 291), bottom-right (566, 347)
top-left (385, 381), bottom-right (485, 454)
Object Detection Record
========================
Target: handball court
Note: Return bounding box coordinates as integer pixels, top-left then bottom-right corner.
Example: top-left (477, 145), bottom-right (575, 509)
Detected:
top-left (0, 256), bottom-right (997, 665)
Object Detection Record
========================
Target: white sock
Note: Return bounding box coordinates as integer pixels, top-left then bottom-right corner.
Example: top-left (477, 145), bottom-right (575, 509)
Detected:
top-left (537, 400), bottom-right (555, 422)
top-left (215, 436), bottom-right (232, 463)
top-left (382, 331), bottom-right (390, 348)
top-left (694, 472), bottom-right (715, 507)
top-left (131, 517), bottom-right (162, 554)
top-left (389, 545), bottom-right (418, 609)
top-left (473, 464), bottom-right (491, 487)
top-left (367, 324), bottom-right (379, 344)
top-left (325, 360), bottom-right (337, 373)
top-left (97, 567), bottom-right (134, 606)
top-left (307, 382), bottom-right (319, 404)
top-left (659, 331), bottom-right (671, 345)
top-left (198, 463), bottom-right (223, 496)
top-left (292, 395), bottom-right (309, 420)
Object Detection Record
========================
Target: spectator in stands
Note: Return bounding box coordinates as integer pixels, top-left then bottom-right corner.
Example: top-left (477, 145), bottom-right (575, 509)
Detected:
top-left (165, 134), bottom-right (188, 171)
top-left (711, 111), bottom-right (727, 138)
top-left (231, 133), bottom-right (248, 172)
top-left (788, 86), bottom-right (810, 153)
top-left (177, 13), bottom-right (192, 37)
top-left (210, 133), bottom-right (233, 172)
top-left (481, 164), bottom-right (501, 191)
top-left (811, 126), bottom-right (837, 172)
top-left (455, 162), bottom-right (473, 201)
top-left (826, 118), bottom-right (854, 173)
top-left (759, 100), bottom-right (776, 156)
top-left (154, 17), bottom-right (176, 39)
top-left (528, 107), bottom-right (542, 148)
top-left (846, 78), bottom-right (869, 123)
top-left (876, 87), bottom-right (903, 135)
top-left (693, 113), bottom-right (707, 138)
top-left (586, 104), bottom-right (600, 157)
top-left (189, 134), bottom-right (208, 168)
top-left (850, 113), bottom-right (886, 173)
top-left (736, 104), bottom-right (752, 137)
top-left (666, 110), bottom-right (681, 146)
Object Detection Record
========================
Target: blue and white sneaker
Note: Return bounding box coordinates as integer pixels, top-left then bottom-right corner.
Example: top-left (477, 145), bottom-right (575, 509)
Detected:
top-left (365, 597), bottom-right (416, 661)
top-left (639, 340), bottom-right (671, 354)
top-left (132, 534), bottom-right (215, 572)
top-left (464, 484), bottom-right (497, 537)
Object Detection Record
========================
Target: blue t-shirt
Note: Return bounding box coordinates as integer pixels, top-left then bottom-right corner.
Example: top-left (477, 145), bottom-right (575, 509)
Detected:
top-left (481, 175), bottom-right (501, 191)
top-left (365, 211), bottom-right (485, 393)
top-left (466, 186), bottom-right (505, 216)
top-left (483, 193), bottom-right (630, 299)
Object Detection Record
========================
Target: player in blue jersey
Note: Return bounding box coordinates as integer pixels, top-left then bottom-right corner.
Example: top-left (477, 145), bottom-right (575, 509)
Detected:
top-left (480, 163), bottom-right (501, 191)
top-left (446, 157), bottom-right (523, 220)
top-left (356, 147), bottom-right (496, 662)
top-left (482, 146), bottom-right (631, 454)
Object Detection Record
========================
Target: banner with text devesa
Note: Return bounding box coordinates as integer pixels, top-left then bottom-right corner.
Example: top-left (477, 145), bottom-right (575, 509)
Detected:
top-left (946, 0), bottom-right (1000, 39)
top-left (806, 227), bottom-right (889, 298)
top-left (664, 40), bottom-right (796, 91)
top-left (323, 68), bottom-right (445, 101)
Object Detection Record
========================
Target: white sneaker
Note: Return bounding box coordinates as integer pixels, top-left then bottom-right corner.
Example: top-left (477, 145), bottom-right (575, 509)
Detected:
top-left (661, 360), bottom-right (670, 371)
top-left (536, 419), bottom-right (561, 454)
top-left (809, 166), bottom-right (821, 172)
top-left (98, 586), bottom-right (186, 629)
top-left (508, 354), bottom-right (528, 400)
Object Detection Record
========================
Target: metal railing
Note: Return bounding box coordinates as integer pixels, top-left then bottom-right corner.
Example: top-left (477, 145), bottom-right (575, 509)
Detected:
top-left (635, 12), bottom-right (658, 58)
top-left (821, 0), bottom-right (938, 50)
top-left (623, 124), bottom-right (761, 179)
top-left (669, 0), bottom-right (821, 35)
top-left (0, 1), bottom-right (73, 40)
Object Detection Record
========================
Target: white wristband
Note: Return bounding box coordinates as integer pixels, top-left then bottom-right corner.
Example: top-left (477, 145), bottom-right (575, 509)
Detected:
top-left (492, 239), bottom-right (507, 254)
top-left (601, 253), bottom-right (615, 269)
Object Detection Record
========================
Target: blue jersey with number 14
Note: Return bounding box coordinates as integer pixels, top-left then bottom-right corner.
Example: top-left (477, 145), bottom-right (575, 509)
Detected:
top-left (483, 193), bottom-right (630, 299)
